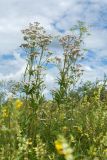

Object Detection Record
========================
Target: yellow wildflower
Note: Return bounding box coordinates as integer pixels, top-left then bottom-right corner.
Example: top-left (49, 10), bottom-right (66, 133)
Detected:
top-left (70, 135), bottom-right (75, 143)
top-left (63, 126), bottom-right (68, 132)
top-left (26, 139), bottom-right (32, 145)
top-left (2, 108), bottom-right (8, 118)
top-left (15, 99), bottom-right (23, 109)
top-left (88, 146), bottom-right (97, 156)
top-left (55, 136), bottom-right (73, 160)
top-left (55, 140), bottom-right (64, 155)
top-left (73, 126), bottom-right (82, 133)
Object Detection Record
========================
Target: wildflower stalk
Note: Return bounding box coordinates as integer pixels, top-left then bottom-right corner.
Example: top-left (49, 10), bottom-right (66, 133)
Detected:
top-left (53, 22), bottom-right (88, 105)
top-left (20, 22), bottom-right (53, 142)
top-left (21, 22), bottom-right (53, 109)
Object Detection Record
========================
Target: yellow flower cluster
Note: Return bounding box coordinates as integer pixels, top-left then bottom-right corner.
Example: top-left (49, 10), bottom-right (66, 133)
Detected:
top-left (26, 138), bottom-right (32, 145)
top-left (2, 108), bottom-right (8, 118)
top-left (55, 136), bottom-right (73, 160)
top-left (15, 99), bottom-right (23, 109)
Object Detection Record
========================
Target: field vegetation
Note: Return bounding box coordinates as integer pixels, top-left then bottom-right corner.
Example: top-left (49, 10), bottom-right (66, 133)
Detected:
top-left (0, 22), bottom-right (107, 160)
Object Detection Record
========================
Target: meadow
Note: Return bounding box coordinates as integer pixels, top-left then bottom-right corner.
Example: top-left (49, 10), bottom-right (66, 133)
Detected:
top-left (0, 22), bottom-right (107, 160)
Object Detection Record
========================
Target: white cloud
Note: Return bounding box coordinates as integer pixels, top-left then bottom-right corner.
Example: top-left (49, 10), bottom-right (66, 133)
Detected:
top-left (85, 29), bottom-right (107, 50)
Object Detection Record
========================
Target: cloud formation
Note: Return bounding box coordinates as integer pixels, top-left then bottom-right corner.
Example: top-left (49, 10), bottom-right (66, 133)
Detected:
top-left (0, 0), bottom-right (107, 87)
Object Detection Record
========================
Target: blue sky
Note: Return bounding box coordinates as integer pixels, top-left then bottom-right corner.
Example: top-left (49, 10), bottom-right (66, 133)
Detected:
top-left (0, 0), bottom-right (107, 96)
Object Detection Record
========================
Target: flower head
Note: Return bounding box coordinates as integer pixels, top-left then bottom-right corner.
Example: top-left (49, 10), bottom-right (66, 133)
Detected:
top-left (55, 136), bottom-right (73, 160)
top-left (2, 108), bottom-right (8, 118)
top-left (15, 99), bottom-right (23, 109)
top-left (55, 140), bottom-right (64, 155)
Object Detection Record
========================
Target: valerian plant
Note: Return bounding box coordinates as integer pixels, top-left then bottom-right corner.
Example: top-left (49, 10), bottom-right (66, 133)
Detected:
top-left (20, 22), bottom-right (54, 143)
top-left (52, 21), bottom-right (89, 105)
top-left (21, 22), bottom-right (53, 109)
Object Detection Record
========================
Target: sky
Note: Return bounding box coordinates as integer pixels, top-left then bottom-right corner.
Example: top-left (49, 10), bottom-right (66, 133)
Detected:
top-left (0, 0), bottom-right (107, 96)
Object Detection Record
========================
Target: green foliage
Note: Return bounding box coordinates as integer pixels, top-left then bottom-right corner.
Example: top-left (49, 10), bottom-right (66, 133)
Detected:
top-left (0, 22), bottom-right (107, 160)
